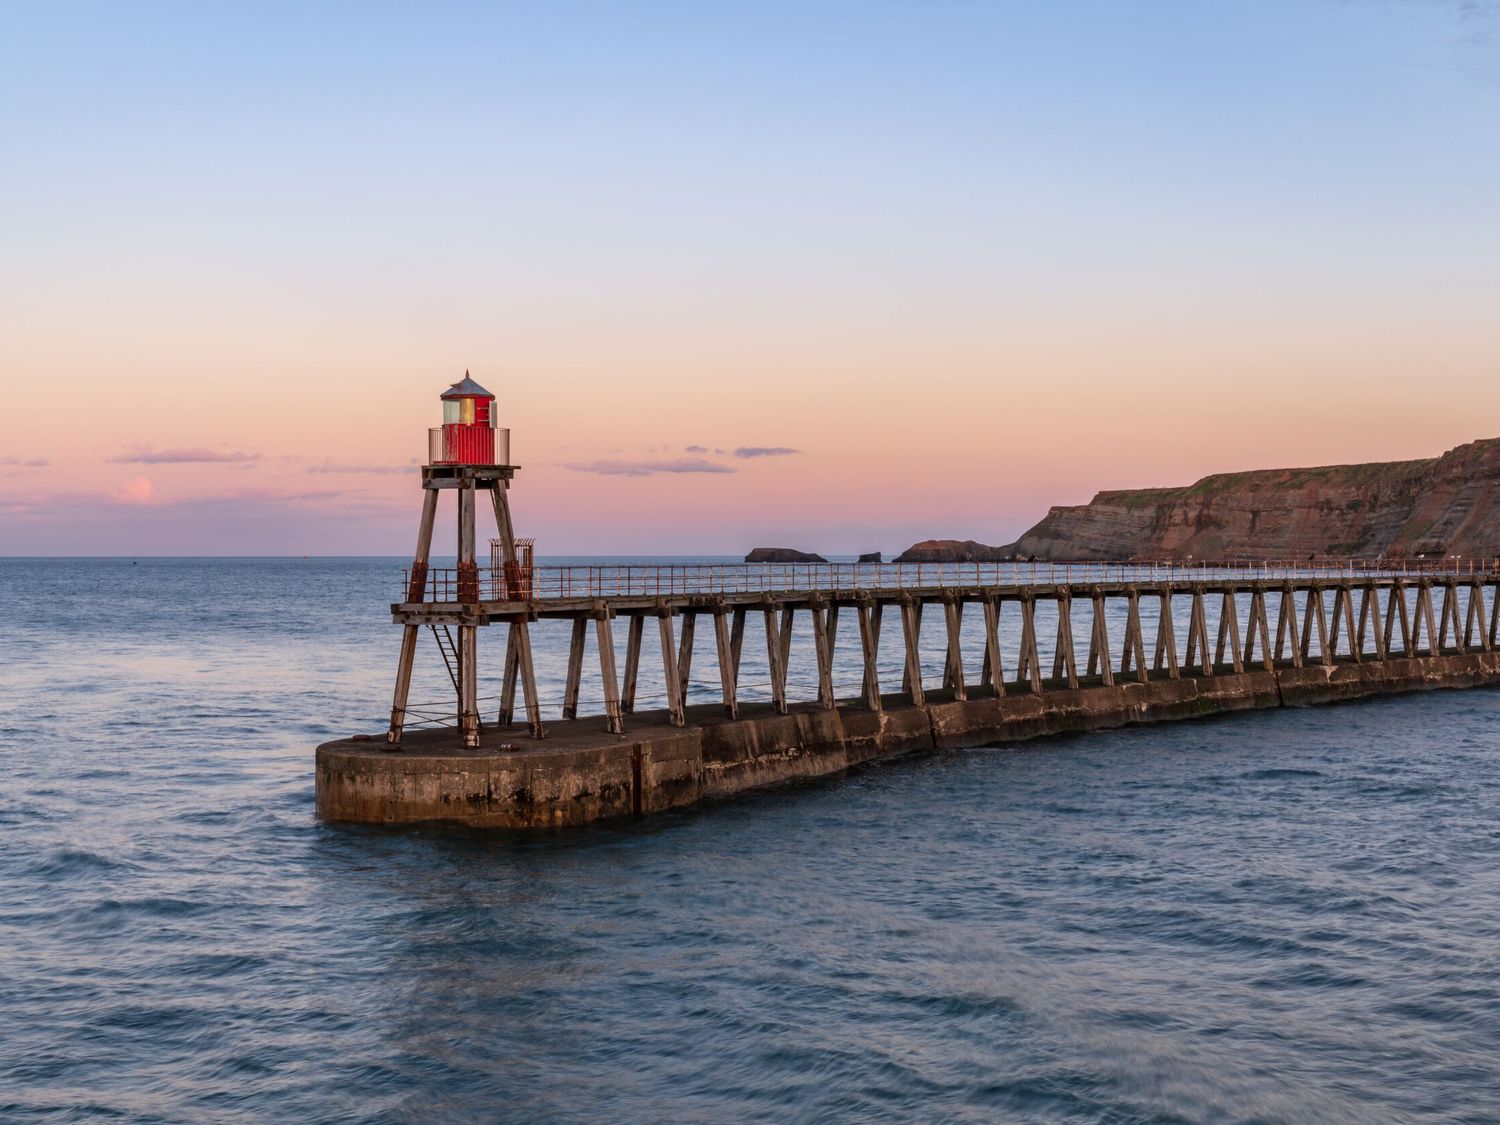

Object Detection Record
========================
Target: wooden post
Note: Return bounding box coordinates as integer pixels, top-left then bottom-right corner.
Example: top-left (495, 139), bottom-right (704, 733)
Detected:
top-left (1362, 585), bottom-right (1386, 661)
top-left (779, 606), bottom-right (794, 684)
top-left (1216, 590), bottom-right (1244, 674)
top-left (713, 608), bottom-right (739, 718)
top-left (658, 608), bottom-right (684, 726)
top-left (812, 601), bottom-right (836, 709)
top-left (498, 623), bottom-right (519, 725)
top-left (857, 600), bottom-right (882, 711)
top-left (1274, 586), bottom-right (1301, 668)
top-left (621, 614), bottom-right (644, 714)
top-left (1089, 591), bottom-right (1113, 686)
top-left (943, 597), bottom-right (967, 700)
top-left (563, 617), bottom-right (588, 720)
top-left (1467, 583), bottom-right (1491, 654)
top-left (900, 598), bottom-right (925, 705)
top-left (1304, 585), bottom-right (1331, 666)
top-left (387, 487), bottom-right (440, 746)
top-left (1245, 591), bottom-right (1273, 671)
top-left (901, 602), bottom-right (922, 692)
top-left (1418, 583), bottom-right (1439, 657)
top-left (1440, 583), bottom-right (1464, 654)
top-left (1121, 589), bottom-right (1148, 684)
top-left (1491, 580), bottom-right (1500, 650)
top-left (826, 605), bottom-right (840, 666)
top-left (1388, 582), bottom-right (1413, 657)
top-left (764, 606), bottom-right (788, 714)
top-left (982, 596), bottom-right (1007, 695)
top-left (677, 610), bottom-right (697, 706)
top-left (729, 608), bottom-right (747, 683)
top-left (1185, 588), bottom-right (1212, 676)
top-left (1018, 595), bottom-right (1043, 694)
top-left (514, 618), bottom-right (545, 738)
top-left (1330, 586), bottom-right (1349, 662)
top-left (596, 610), bottom-right (624, 734)
top-left (1053, 594), bottom-right (1079, 688)
top-left (1153, 589), bottom-right (1179, 679)
top-left (456, 482), bottom-right (480, 748)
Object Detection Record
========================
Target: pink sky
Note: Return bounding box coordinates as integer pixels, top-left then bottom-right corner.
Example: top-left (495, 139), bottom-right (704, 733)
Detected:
top-left (2, 2), bottom-right (1496, 556)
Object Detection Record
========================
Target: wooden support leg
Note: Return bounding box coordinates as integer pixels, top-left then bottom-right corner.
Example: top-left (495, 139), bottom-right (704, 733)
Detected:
top-left (1054, 595), bottom-right (1078, 688)
top-left (1491, 581), bottom-right (1500, 650)
top-left (1275, 589), bottom-right (1301, 668)
top-left (1340, 585), bottom-right (1359, 663)
top-left (1468, 584), bottom-right (1491, 654)
top-left (658, 611), bottom-right (684, 726)
top-left (1154, 592), bottom-right (1180, 679)
top-left (1185, 590), bottom-right (1212, 676)
top-left (1387, 584), bottom-right (1411, 657)
top-left (714, 609), bottom-right (739, 718)
top-left (1245, 591), bottom-right (1272, 671)
top-left (515, 619), bottom-right (545, 739)
top-left (900, 600), bottom-right (926, 705)
top-left (563, 617), bottom-right (588, 720)
top-left (387, 487), bottom-right (440, 747)
top-left (1090, 594), bottom-right (1112, 686)
top-left (1122, 590), bottom-right (1148, 683)
top-left (826, 605), bottom-right (840, 665)
top-left (1018, 597), bottom-right (1043, 694)
top-left (1362, 586), bottom-right (1386, 661)
top-left (677, 610), bottom-right (696, 706)
top-left (621, 614), bottom-right (644, 714)
top-left (499, 623), bottom-right (519, 725)
top-left (982, 597), bottom-right (1007, 695)
top-left (1330, 587), bottom-right (1348, 662)
top-left (1421, 585), bottom-right (1440, 656)
top-left (812, 604), bottom-right (836, 708)
top-left (1441, 584), bottom-right (1464, 654)
top-left (730, 608), bottom-right (746, 683)
top-left (1217, 591), bottom-right (1244, 674)
top-left (764, 608), bottom-right (788, 714)
top-left (386, 624), bottom-right (420, 746)
top-left (458, 624), bottom-right (480, 747)
top-left (857, 601), bottom-right (882, 710)
top-left (901, 603), bottom-right (922, 692)
top-left (944, 599), bottom-right (967, 700)
top-left (1306, 587), bottom-right (1331, 666)
top-left (596, 613), bottom-right (624, 734)
top-left (779, 606), bottom-right (794, 686)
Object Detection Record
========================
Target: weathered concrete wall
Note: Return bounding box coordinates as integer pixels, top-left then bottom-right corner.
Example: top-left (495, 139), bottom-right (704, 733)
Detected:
top-left (316, 652), bottom-right (1500, 829)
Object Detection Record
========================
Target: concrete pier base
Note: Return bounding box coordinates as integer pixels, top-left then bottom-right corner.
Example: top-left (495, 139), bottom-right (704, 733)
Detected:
top-left (316, 652), bottom-right (1500, 828)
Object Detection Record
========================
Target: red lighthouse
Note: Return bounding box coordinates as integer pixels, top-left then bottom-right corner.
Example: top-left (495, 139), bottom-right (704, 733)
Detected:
top-left (429, 371), bottom-right (508, 466)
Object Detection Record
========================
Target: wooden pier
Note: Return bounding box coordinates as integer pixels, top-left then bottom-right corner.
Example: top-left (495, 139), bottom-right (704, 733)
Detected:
top-left (320, 559), bottom-right (1500, 828)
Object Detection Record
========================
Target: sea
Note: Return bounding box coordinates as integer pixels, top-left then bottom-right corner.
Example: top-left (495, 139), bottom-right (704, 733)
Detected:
top-left (2, 557), bottom-right (1499, 1123)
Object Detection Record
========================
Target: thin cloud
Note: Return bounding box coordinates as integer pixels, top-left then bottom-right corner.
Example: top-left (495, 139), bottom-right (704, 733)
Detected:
top-left (109, 447), bottom-right (261, 464)
top-left (0, 457), bottom-right (49, 467)
top-left (684, 444), bottom-right (709, 454)
top-left (307, 462), bottom-right (416, 475)
top-left (733, 446), bottom-right (800, 459)
top-left (565, 458), bottom-right (737, 477)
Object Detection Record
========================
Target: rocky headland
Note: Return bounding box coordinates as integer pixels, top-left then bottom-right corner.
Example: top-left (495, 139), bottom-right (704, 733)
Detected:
top-left (895, 439), bottom-right (1500, 562)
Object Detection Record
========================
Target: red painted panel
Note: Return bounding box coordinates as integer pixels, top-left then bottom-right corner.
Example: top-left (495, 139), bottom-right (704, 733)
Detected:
top-left (442, 424), bottom-right (496, 465)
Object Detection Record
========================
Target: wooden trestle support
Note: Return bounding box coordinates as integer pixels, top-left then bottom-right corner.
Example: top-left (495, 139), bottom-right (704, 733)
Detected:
top-left (387, 573), bottom-right (1500, 743)
top-left (386, 464), bottom-right (544, 748)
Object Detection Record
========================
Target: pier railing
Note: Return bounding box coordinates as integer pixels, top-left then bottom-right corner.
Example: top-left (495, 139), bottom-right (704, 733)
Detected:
top-left (401, 557), bottom-right (1500, 605)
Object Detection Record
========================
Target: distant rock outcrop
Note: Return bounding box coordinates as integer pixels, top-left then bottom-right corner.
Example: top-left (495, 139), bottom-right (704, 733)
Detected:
top-left (1003, 438), bottom-right (1500, 561)
top-left (745, 547), bottom-right (828, 563)
top-left (857, 551), bottom-right (882, 564)
top-left (895, 539), bottom-right (1013, 563)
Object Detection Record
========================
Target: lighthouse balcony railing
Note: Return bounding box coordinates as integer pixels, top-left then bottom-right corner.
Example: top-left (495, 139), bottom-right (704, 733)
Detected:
top-left (428, 425), bottom-right (510, 466)
top-left (398, 556), bottom-right (1500, 605)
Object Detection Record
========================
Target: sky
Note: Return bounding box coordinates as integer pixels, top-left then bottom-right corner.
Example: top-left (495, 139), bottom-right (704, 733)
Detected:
top-left (1, 0), bottom-right (1496, 556)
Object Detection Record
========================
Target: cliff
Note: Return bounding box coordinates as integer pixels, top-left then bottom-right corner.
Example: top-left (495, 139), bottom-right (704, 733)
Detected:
top-left (1004, 438), bottom-right (1500, 561)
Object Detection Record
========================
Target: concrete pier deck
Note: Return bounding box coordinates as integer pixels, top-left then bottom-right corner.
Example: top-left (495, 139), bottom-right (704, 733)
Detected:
top-left (317, 651), bottom-right (1500, 828)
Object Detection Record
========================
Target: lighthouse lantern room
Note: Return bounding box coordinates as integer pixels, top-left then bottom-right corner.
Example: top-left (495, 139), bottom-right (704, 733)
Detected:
top-left (430, 371), bottom-right (509, 466)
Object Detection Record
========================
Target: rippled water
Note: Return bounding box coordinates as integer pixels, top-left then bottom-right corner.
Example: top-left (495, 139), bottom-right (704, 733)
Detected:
top-left (3, 558), bottom-right (1499, 1122)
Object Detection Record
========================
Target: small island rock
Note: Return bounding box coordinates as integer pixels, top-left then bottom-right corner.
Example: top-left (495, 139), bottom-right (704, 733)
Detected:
top-left (857, 551), bottom-right (882, 564)
top-left (745, 547), bottom-right (829, 563)
top-left (895, 539), bottom-right (1013, 563)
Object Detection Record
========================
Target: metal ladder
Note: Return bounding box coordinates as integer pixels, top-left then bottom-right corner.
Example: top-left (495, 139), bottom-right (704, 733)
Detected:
top-left (428, 625), bottom-right (460, 692)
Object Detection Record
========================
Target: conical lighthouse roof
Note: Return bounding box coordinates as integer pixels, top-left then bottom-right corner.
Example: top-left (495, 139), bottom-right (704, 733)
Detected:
top-left (440, 371), bottom-right (495, 400)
